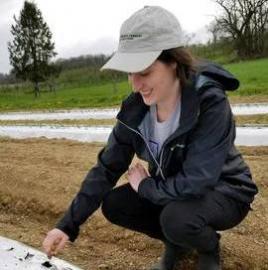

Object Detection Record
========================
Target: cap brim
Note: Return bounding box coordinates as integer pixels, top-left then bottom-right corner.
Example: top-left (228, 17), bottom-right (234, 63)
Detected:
top-left (100, 51), bottom-right (162, 73)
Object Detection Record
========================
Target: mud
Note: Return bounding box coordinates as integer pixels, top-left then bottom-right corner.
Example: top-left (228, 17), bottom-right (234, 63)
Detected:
top-left (0, 138), bottom-right (267, 270)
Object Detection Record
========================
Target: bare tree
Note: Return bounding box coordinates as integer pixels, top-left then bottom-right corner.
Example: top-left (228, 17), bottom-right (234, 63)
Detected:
top-left (213, 0), bottom-right (268, 58)
top-left (208, 21), bottom-right (224, 44)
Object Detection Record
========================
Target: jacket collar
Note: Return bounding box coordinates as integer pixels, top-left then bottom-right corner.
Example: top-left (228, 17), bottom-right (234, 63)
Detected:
top-left (177, 76), bottom-right (200, 133)
top-left (116, 92), bottom-right (149, 129)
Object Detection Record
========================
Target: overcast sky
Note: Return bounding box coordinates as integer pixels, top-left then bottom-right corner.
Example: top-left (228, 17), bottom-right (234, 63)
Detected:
top-left (0, 0), bottom-right (220, 74)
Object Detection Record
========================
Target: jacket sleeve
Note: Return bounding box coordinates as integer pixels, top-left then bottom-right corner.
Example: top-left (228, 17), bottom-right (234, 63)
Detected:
top-left (56, 122), bottom-right (135, 241)
top-left (138, 88), bottom-right (234, 205)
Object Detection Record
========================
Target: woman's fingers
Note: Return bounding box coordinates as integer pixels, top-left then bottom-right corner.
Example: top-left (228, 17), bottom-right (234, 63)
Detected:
top-left (42, 234), bottom-right (54, 256)
top-left (127, 166), bottom-right (134, 174)
top-left (128, 163), bottom-right (147, 174)
top-left (54, 236), bottom-right (68, 255)
top-left (136, 163), bottom-right (149, 176)
top-left (43, 229), bottom-right (69, 258)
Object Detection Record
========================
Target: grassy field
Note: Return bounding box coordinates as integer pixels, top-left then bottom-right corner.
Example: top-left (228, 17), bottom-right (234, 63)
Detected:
top-left (225, 58), bottom-right (268, 96)
top-left (0, 58), bottom-right (267, 111)
top-left (0, 81), bottom-right (131, 111)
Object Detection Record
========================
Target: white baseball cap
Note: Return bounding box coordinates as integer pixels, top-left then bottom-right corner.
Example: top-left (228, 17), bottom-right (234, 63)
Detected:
top-left (101, 6), bottom-right (184, 73)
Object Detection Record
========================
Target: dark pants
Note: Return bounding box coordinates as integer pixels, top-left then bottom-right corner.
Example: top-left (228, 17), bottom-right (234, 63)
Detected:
top-left (101, 184), bottom-right (250, 253)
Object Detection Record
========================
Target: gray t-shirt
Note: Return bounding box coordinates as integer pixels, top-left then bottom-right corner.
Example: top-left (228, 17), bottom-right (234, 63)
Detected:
top-left (149, 100), bottom-right (181, 157)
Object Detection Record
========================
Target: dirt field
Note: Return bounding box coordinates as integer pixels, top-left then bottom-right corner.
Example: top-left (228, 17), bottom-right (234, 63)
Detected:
top-left (1, 113), bottom-right (268, 127)
top-left (0, 138), bottom-right (267, 270)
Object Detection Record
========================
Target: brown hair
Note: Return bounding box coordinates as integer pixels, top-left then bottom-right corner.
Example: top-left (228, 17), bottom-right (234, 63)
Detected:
top-left (157, 47), bottom-right (196, 89)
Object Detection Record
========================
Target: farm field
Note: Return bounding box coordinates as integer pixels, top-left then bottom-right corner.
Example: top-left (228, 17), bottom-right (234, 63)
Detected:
top-left (0, 58), bottom-right (268, 112)
top-left (0, 138), bottom-right (267, 270)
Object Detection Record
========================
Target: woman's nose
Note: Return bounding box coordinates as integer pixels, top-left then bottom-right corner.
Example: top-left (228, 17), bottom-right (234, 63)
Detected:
top-left (129, 73), bottom-right (143, 92)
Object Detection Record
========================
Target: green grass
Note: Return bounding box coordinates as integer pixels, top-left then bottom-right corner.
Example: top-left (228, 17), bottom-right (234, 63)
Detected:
top-left (0, 81), bottom-right (131, 111)
top-left (191, 42), bottom-right (237, 64)
top-left (0, 58), bottom-right (267, 111)
top-left (224, 58), bottom-right (268, 96)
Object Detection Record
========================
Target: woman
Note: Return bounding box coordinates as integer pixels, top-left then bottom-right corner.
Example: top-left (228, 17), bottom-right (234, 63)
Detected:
top-left (43, 6), bottom-right (258, 270)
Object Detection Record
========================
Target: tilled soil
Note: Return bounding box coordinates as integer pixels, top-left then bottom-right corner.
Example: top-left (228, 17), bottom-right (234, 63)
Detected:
top-left (0, 138), bottom-right (267, 270)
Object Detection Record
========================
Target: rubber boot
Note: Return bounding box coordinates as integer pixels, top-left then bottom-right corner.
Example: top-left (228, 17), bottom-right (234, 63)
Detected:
top-left (198, 234), bottom-right (221, 270)
top-left (150, 242), bottom-right (190, 270)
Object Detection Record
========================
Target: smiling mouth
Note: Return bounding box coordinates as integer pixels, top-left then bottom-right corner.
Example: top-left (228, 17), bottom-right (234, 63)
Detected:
top-left (140, 89), bottom-right (153, 98)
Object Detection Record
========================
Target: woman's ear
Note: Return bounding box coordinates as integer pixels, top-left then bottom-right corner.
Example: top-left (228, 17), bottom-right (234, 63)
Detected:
top-left (171, 62), bottom-right (177, 70)
top-left (170, 62), bottom-right (178, 78)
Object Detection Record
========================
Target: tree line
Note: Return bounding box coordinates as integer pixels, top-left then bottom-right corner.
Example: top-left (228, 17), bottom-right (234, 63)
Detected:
top-left (3, 0), bottom-right (268, 96)
top-left (209, 0), bottom-right (268, 59)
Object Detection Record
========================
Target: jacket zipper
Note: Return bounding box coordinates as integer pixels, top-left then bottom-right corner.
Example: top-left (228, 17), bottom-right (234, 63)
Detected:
top-left (157, 110), bottom-right (200, 177)
top-left (117, 108), bottom-right (199, 180)
top-left (117, 119), bottom-right (166, 180)
top-left (160, 106), bottom-right (200, 167)
top-left (158, 143), bottom-right (186, 175)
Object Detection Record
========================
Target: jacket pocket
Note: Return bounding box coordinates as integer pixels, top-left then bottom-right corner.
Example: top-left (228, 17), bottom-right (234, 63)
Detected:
top-left (163, 142), bottom-right (186, 176)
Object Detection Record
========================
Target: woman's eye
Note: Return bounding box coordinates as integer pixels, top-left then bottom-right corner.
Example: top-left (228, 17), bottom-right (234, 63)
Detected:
top-left (140, 72), bottom-right (149, 77)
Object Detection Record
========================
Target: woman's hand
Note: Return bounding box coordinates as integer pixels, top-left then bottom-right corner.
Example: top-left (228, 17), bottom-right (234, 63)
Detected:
top-left (127, 163), bottom-right (149, 192)
top-left (42, 228), bottom-right (69, 258)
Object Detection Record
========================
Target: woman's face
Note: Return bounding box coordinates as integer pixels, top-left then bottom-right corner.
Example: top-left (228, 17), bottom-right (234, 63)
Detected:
top-left (128, 60), bottom-right (179, 106)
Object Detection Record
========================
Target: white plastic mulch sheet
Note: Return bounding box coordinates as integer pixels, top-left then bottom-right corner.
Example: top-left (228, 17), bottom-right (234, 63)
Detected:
top-left (0, 103), bottom-right (267, 121)
top-left (0, 125), bottom-right (112, 143)
top-left (231, 103), bottom-right (268, 115)
top-left (0, 108), bottom-right (118, 121)
top-left (0, 236), bottom-right (82, 270)
top-left (0, 125), bottom-right (267, 146)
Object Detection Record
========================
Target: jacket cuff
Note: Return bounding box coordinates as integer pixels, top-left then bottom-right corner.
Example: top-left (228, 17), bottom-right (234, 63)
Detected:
top-left (137, 177), bottom-right (153, 199)
top-left (56, 221), bottom-right (79, 242)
